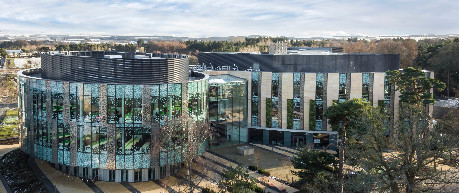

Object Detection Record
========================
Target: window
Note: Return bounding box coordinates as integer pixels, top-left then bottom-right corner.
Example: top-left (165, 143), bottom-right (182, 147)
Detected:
top-left (362, 73), bottom-right (370, 102)
top-left (271, 73), bottom-right (280, 128)
top-left (338, 73), bottom-right (347, 103)
top-left (315, 73), bottom-right (324, 130)
top-left (292, 73), bottom-right (302, 130)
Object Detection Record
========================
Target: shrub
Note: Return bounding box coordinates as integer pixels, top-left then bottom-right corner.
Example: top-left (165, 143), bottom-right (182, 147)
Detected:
top-left (248, 165), bottom-right (258, 171)
top-left (257, 168), bottom-right (270, 176)
top-left (202, 187), bottom-right (216, 193)
top-left (254, 186), bottom-right (264, 193)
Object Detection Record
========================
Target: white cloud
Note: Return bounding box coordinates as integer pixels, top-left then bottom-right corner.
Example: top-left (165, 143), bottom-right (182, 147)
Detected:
top-left (0, 0), bottom-right (458, 37)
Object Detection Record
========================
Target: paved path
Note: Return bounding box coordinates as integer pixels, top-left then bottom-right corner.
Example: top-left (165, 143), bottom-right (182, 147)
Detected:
top-left (251, 143), bottom-right (296, 157)
top-left (28, 156), bottom-right (60, 193)
top-left (35, 159), bottom-right (94, 193)
top-left (95, 181), bottom-right (130, 193)
top-left (0, 144), bottom-right (19, 157)
top-left (82, 179), bottom-right (103, 193)
top-left (34, 157), bottom-right (169, 193)
top-left (130, 181), bottom-right (166, 193)
top-left (274, 145), bottom-right (298, 154)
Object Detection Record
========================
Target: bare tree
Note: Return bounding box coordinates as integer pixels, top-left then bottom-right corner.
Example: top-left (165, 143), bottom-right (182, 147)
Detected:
top-left (253, 149), bottom-right (261, 170)
top-left (157, 115), bottom-right (214, 192)
top-left (347, 104), bottom-right (457, 193)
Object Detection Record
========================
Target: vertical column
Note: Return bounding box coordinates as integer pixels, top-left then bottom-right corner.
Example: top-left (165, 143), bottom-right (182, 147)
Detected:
top-left (369, 73), bottom-right (374, 106)
top-left (346, 73), bottom-right (351, 100)
top-left (326, 73), bottom-right (339, 131)
top-left (62, 82), bottom-right (70, 124)
top-left (260, 72), bottom-right (272, 127)
top-left (299, 73), bottom-right (305, 130)
top-left (69, 122), bottom-right (77, 167)
top-left (99, 84), bottom-right (108, 127)
top-left (281, 73), bottom-right (293, 129)
top-left (278, 74), bottom-right (282, 128)
top-left (18, 78), bottom-right (24, 149)
top-left (99, 84), bottom-right (115, 170)
top-left (349, 73), bottom-right (362, 99)
top-left (304, 73), bottom-right (316, 130)
top-left (150, 124), bottom-right (160, 168)
top-left (262, 130), bottom-right (269, 145)
top-left (106, 125), bottom-right (116, 170)
top-left (181, 82), bottom-right (188, 117)
top-left (257, 72), bottom-right (262, 127)
top-left (283, 132), bottom-right (291, 147)
top-left (373, 73), bottom-right (385, 108)
top-left (306, 133), bottom-right (314, 147)
top-left (26, 78), bottom-right (33, 154)
top-left (322, 74), bottom-right (328, 131)
top-left (64, 82), bottom-right (77, 167)
top-left (246, 72), bottom-right (252, 127)
top-left (142, 85), bottom-right (152, 128)
top-left (46, 80), bottom-right (54, 161)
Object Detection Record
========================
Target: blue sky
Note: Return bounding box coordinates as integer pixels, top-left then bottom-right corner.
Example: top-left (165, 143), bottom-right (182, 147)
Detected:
top-left (0, 0), bottom-right (458, 37)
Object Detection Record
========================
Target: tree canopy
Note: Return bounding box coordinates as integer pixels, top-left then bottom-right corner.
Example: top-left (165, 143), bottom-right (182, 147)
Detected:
top-left (325, 98), bottom-right (372, 131)
top-left (291, 148), bottom-right (337, 192)
top-left (386, 67), bottom-right (445, 105)
top-left (219, 165), bottom-right (257, 193)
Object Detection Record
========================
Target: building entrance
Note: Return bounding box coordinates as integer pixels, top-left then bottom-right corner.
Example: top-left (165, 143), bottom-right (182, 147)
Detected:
top-left (293, 136), bottom-right (305, 147)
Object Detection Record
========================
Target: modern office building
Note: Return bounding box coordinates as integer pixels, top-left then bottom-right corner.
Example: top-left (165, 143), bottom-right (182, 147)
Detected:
top-left (17, 51), bottom-right (208, 182)
top-left (17, 49), bottom-right (433, 182)
top-left (197, 51), bottom-right (426, 149)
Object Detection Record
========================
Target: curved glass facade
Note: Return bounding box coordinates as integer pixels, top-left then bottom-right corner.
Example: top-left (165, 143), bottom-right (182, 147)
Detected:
top-left (18, 68), bottom-right (208, 181)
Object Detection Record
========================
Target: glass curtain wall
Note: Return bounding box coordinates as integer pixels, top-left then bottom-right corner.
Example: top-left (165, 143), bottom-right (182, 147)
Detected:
top-left (271, 73), bottom-right (280, 128)
top-left (208, 75), bottom-right (247, 147)
top-left (188, 80), bottom-right (207, 121)
top-left (32, 79), bottom-right (52, 162)
top-left (251, 72), bottom-right (260, 126)
top-left (53, 81), bottom-right (67, 165)
top-left (23, 80), bottom-right (187, 170)
top-left (362, 73), bottom-right (370, 102)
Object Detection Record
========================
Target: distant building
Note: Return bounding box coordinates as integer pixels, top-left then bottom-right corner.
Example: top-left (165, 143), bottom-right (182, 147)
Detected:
top-left (6, 49), bottom-right (23, 57)
top-left (269, 42), bottom-right (287, 55)
top-left (5, 49), bottom-right (33, 58)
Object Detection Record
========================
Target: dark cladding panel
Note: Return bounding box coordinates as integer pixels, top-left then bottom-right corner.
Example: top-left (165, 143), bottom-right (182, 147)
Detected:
top-left (360, 54), bottom-right (371, 72)
top-left (41, 52), bottom-right (189, 84)
top-left (323, 55), bottom-right (337, 73)
top-left (198, 52), bottom-right (400, 73)
top-left (335, 54), bottom-right (348, 72)
top-left (253, 54), bottom-right (274, 71)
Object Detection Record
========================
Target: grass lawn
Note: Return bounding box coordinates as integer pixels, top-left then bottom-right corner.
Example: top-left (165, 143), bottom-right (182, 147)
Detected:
top-left (0, 109), bottom-right (18, 139)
